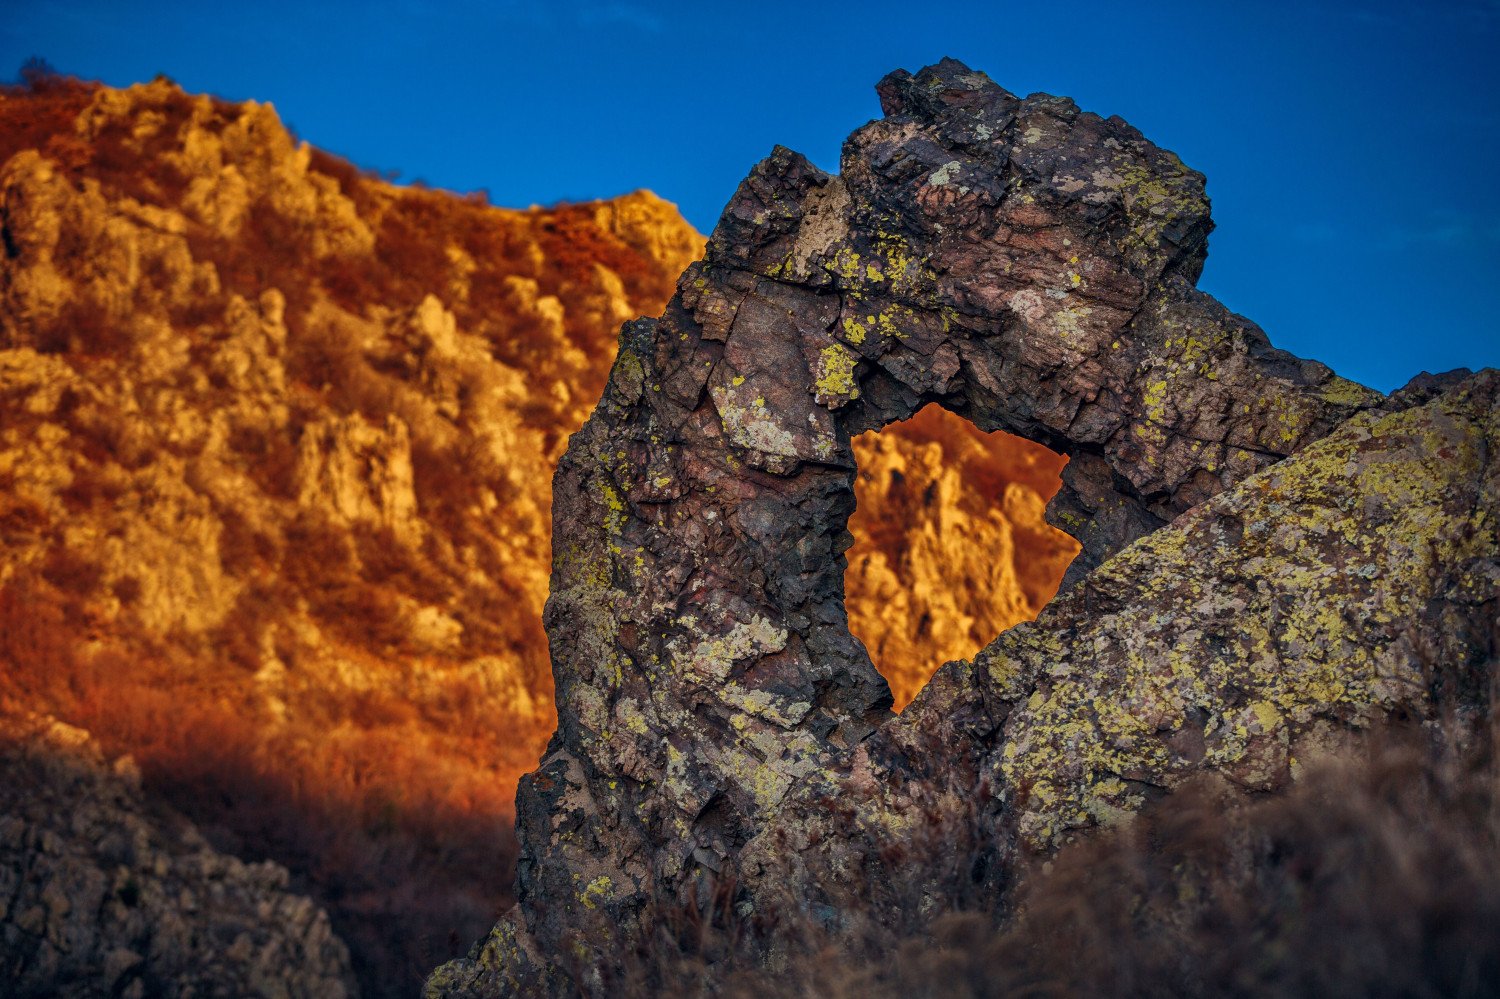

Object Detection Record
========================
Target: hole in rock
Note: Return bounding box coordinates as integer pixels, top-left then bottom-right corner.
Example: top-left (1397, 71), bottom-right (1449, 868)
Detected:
top-left (845, 405), bottom-right (1080, 710)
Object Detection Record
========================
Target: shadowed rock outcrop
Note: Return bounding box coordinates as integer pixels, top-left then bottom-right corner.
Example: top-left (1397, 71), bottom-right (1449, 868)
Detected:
top-left (0, 714), bottom-right (356, 998)
top-left (739, 368), bottom-right (1497, 915)
top-left (427, 59), bottom-right (1494, 995)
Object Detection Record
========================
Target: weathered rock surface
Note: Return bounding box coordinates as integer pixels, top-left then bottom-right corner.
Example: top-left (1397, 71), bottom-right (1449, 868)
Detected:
top-left (0, 712), bottom-right (356, 998)
top-left (740, 368), bottom-right (1497, 915)
top-left (429, 60), bottom-right (1496, 995)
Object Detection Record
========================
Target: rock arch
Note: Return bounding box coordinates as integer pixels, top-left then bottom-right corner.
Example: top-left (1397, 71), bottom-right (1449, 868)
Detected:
top-left (434, 59), bottom-right (1394, 993)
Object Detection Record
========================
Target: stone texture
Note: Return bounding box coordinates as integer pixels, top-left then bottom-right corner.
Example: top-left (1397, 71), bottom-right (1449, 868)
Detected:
top-left (737, 369), bottom-right (1497, 922)
top-left (429, 60), bottom-right (1496, 996)
top-left (0, 713), bottom-right (356, 998)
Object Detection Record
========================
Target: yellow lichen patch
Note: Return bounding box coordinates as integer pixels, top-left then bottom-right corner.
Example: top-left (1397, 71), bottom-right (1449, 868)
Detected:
top-left (579, 875), bottom-right (613, 910)
top-left (672, 615), bottom-right (789, 682)
top-left (719, 684), bottom-right (812, 728)
top-left (1250, 700), bottom-right (1282, 733)
top-left (866, 302), bottom-right (917, 342)
top-left (829, 247), bottom-right (863, 282)
top-left (1318, 375), bottom-right (1382, 408)
top-left (719, 728), bottom-right (825, 815)
top-left (1274, 405), bottom-right (1308, 445)
top-left (612, 348), bottom-right (645, 399)
top-left (870, 226), bottom-right (924, 296)
top-left (616, 698), bottom-right (651, 736)
top-left (724, 749), bottom-right (793, 812)
top-left (597, 479), bottom-right (627, 538)
top-left (1112, 158), bottom-right (1206, 255)
top-left (815, 342), bottom-right (859, 403)
top-left (1141, 379), bottom-right (1169, 420)
top-left (1053, 302), bottom-right (1094, 342)
top-left (711, 381), bottom-right (800, 459)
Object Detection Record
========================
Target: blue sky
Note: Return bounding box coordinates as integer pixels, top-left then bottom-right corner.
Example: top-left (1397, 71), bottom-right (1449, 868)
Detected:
top-left (4, 0), bottom-right (1496, 391)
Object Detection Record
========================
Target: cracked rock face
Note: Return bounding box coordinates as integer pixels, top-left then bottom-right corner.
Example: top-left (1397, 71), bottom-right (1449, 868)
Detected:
top-left (427, 60), bottom-right (1495, 995)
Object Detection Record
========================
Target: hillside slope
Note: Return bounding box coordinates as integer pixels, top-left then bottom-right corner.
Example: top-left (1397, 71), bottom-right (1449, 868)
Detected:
top-left (0, 72), bottom-right (1073, 993)
top-left (0, 72), bottom-right (702, 993)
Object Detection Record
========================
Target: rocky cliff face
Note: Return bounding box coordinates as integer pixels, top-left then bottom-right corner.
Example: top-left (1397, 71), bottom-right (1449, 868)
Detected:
top-left (427, 60), bottom-right (1493, 996)
top-left (0, 71), bottom-right (1070, 995)
top-left (0, 73), bottom-right (700, 995)
top-left (846, 407), bottom-right (1077, 708)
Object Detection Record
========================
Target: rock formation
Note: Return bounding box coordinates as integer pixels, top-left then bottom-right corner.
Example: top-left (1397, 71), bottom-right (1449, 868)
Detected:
top-left (0, 711), bottom-right (356, 997)
top-left (0, 70), bottom-right (1065, 995)
top-left (428, 59), bottom-right (1495, 995)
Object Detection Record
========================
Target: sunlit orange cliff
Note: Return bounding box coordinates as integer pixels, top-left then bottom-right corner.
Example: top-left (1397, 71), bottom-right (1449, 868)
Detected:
top-left (0, 73), bottom-right (1074, 994)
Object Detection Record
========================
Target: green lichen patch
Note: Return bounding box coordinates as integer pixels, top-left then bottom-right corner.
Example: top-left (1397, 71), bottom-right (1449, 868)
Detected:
top-left (987, 382), bottom-right (1497, 851)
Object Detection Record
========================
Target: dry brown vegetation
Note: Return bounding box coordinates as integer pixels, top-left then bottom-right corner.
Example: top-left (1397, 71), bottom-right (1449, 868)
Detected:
top-left (0, 67), bottom-right (1078, 995)
top-left (589, 717), bottom-right (1500, 998)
